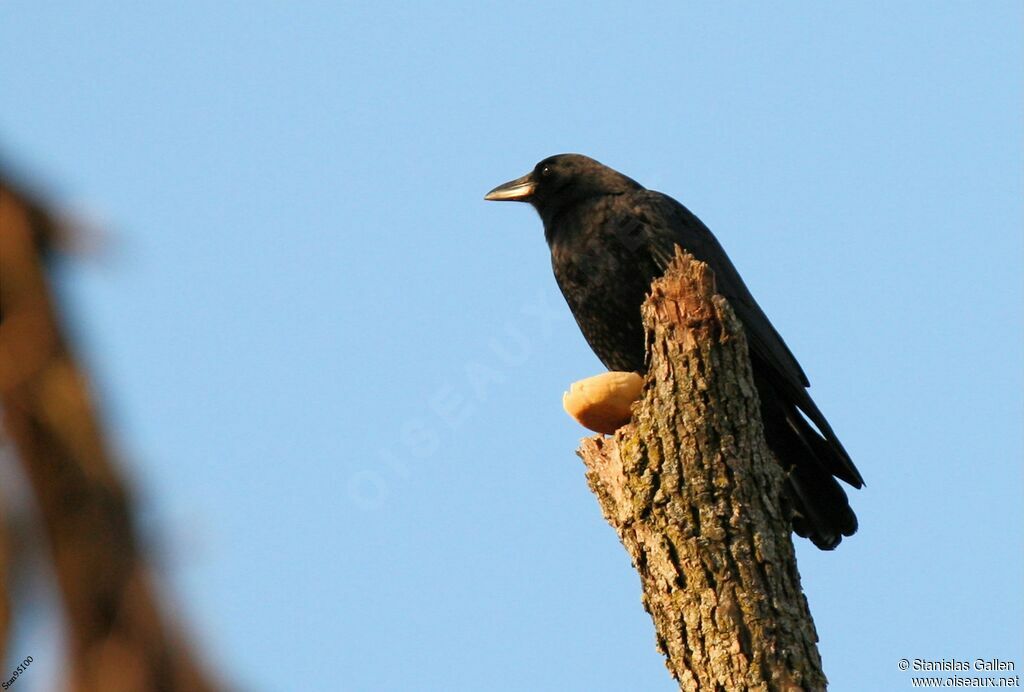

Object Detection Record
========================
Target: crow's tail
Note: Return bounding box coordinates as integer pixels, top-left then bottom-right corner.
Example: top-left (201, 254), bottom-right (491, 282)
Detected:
top-left (757, 379), bottom-right (860, 550)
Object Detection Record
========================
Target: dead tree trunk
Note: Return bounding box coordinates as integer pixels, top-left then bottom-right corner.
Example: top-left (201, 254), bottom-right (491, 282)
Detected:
top-left (577, 250), bottom-right (827, 692)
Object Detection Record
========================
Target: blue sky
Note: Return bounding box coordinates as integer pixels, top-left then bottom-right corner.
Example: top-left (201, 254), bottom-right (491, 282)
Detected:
top-left (1, 3), bottom-right (1021, 690)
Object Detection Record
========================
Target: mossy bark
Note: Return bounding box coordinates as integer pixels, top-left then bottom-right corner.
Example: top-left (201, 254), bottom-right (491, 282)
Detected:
top-left (578, 250), bottom-right (827, 692)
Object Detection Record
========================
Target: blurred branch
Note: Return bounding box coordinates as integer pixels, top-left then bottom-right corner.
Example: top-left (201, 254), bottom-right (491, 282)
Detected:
top-left (0, 177), bottom-right (219, 691)
top-left (0, 487), bottom-right (8, 664)
top-left (577, 250), bottom-right (826, 691)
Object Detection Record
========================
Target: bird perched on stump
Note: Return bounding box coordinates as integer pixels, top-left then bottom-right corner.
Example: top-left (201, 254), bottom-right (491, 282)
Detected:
top-left (485, 153), bottom-right (863, 550)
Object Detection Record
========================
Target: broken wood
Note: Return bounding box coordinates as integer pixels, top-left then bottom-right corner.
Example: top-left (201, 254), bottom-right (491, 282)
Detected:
top-left (577, 249), bottom-right (827, 692)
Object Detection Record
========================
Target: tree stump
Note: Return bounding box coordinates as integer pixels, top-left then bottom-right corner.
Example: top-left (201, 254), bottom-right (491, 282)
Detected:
top-left (577, 249), bottom-right (827, 692)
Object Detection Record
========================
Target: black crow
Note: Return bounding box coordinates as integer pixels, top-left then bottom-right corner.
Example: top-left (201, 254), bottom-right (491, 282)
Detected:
top-left (486, 153), bottom-right (863, 549)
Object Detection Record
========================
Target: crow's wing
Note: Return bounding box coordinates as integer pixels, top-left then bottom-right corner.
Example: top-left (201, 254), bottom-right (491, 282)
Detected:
top-left (626, 190), bottom-right (863, 488)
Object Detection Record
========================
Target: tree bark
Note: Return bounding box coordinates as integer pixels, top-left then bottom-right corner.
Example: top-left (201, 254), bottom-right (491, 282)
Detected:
top-left (0, 179), bottom-right (220, 691)
top-left (577, 249), bottom-right (827, 692)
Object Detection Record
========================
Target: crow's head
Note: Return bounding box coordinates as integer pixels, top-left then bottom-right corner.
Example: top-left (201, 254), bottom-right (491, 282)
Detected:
top-left (485, 154), bottom-right (641, 224)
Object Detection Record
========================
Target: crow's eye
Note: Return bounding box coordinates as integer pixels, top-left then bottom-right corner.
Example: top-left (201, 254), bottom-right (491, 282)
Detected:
top-left (540, 165), bottom-right (552, 178)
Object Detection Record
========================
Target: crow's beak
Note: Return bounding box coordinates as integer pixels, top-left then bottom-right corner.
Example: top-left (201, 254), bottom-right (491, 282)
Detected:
top-left (484, 172), bottom-right (536, 201)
